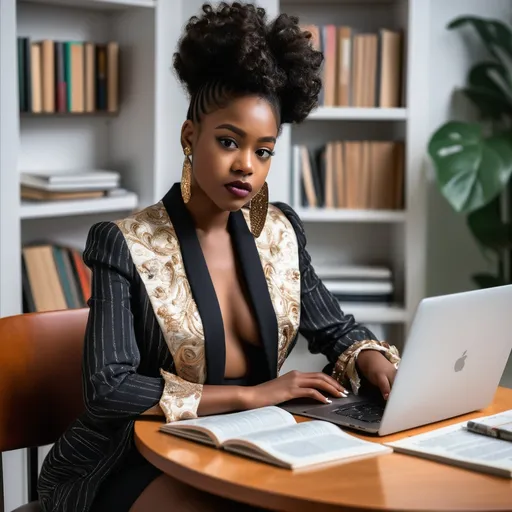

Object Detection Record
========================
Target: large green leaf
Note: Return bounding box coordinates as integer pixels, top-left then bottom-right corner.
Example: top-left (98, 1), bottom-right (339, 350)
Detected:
top-left (467, 197), bottom-right (512, 250)
top-left (428, 122), bottom-right (512, 213)
top-left (448, 16), bottom-right (512, 62)
top-left (462, 62), bottom-right (512, 119)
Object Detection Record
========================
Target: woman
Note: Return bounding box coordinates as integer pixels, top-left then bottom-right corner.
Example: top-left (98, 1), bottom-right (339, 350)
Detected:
top-left (38, 3), bottom-right (400, 511)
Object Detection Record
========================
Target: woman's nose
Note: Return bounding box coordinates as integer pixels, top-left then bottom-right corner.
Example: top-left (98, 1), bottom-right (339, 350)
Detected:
top-left (232, 150), bottom-right (254, 175)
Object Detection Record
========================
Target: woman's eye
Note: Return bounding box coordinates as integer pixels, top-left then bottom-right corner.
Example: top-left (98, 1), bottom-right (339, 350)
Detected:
top-left (219, 138), bottom-right (237, 149)
top-left (256, 148), bottom-right (274, 159)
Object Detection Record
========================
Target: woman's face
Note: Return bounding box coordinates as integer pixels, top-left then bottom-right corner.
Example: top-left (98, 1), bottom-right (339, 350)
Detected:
top-left (182, 94), bottom-right (279, 212)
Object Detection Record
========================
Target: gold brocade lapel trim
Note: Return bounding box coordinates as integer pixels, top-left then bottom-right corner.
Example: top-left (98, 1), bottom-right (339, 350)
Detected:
top-left (242, 205), bottom-right (301, 372)
top-left (114, 203), bottom-right (207, 384)
top-left (115, 198), bottom-right (301, 384)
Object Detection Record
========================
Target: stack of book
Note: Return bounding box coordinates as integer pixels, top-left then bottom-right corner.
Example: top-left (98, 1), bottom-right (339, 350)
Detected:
top-left (316, 265), bottom-right (394, 305)
top-left (293, 141), bottom-right (404, 210)
top-left (17, 38), bottom-right (119, 114)
top-left (20, 169), bottom-right (124, 201)
top-left (302, 24), bottom-right (403, 108)
top-left (22, 244), bottom-right (91, 313)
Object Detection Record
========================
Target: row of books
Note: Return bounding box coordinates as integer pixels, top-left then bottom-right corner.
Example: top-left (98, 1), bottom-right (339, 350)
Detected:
top-left (22, 244), bottom-right (91, 313)
top-left (20, 169), bottom-right (124, 201)
top-left (17, 37), bottom-right (119, 114)
top-left (293, 141), bottom-right (404, 210)
top-left (315, 264), bottom-right (393, 305)
top-left (303, 25), bottom-right (403, 108)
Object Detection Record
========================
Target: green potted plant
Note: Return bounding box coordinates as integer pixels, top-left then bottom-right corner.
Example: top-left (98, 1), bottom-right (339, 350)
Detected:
top-left (428, 15), bottom-right (512, 288)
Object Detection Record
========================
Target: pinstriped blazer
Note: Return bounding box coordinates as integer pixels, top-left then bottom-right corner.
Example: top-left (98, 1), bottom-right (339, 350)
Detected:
top-left (38, 183), bottom-right (378, 512)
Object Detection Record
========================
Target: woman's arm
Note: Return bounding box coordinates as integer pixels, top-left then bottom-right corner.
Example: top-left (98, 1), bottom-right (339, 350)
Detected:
top-left (275, 203), bottom-right (400, 396)
top-left (82, 221), bottom-right (166, 421)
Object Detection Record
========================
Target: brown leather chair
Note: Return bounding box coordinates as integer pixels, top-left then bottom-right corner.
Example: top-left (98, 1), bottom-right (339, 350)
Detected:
top-left (0, 308), bottom-right (88, 512)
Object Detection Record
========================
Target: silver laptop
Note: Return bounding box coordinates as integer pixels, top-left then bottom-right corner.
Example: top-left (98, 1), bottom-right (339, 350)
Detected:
top-left (281, 285), bottom-right (512, 436)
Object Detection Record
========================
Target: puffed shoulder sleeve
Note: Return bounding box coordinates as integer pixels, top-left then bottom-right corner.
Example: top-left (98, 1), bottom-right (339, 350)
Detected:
top-left (274, 203), bottom-right (400, 394)
top-left (83, 221), bottom-right (202, 423)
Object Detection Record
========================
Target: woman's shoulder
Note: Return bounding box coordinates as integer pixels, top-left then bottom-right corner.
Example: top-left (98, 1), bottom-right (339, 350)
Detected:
top-left (85, 201), bottom-right (165, 248)
top-left (83, 220), bottom-right (131, 272)
top-left (85, 220), bottom-right (124, 249)
top-left (269, 201), bottom-right (306, 243)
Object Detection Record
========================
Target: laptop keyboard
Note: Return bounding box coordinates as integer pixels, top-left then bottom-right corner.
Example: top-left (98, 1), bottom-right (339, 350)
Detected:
top-left (333, 402), bottom-right (385, 423)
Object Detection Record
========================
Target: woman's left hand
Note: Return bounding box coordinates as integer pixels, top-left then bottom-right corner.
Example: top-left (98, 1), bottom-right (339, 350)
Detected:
top-left (356, 350), bottom-right (397, 400)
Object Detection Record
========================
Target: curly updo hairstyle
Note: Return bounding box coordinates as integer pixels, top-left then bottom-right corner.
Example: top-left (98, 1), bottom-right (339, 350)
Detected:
top-left (173, 2), bottom-right (323, 126)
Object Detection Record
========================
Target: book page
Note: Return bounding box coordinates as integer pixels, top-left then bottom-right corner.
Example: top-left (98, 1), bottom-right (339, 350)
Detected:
top-left (388, 422), bottom-right (512, 471)
top-left (163, 406), bottom-right (296, 445)
top-left (228, 420), bottom-right (391, 467)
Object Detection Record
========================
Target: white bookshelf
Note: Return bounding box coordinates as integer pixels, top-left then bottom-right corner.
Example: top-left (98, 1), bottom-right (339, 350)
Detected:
top-left (0, 0), bottom-right (184, 509)
top-left (280, 0), bottom-right (429, 341)
top-left (25, 0), bottom-right (157, 8)
top-left (295, 208), bottom-right (406, 223)
top-left (308, 107), bottom-right (407, 121)
top-left (0, 0), bottom-right (430, 509)
top-left (20, 192), bottom-right (138, 219)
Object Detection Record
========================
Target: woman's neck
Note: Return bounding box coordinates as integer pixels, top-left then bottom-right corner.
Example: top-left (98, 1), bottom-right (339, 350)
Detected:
top-left (185, 184), bottom-right (230, 235)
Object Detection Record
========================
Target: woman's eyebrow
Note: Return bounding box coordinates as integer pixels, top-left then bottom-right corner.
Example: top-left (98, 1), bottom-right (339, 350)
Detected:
top-left (215, 123), bottom-right (276, 144)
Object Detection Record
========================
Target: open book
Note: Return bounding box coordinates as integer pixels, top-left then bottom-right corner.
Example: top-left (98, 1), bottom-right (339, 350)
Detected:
top-left (386, 415), bottom-right (512, 478)
top-left (160, 406), bottom-right (391, 470)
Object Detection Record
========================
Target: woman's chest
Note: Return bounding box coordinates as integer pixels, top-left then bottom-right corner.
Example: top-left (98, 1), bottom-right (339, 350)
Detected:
top-left (200, 235), bottom-right (259, 347)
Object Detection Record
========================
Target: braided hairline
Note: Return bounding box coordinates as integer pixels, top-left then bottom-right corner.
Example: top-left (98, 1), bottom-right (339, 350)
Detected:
top-left (186, 80), bottom-right (282, 125)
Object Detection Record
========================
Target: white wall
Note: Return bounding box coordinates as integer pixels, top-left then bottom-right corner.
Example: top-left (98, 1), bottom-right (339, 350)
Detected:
top-left (427, 0), bottom-right (512, 387)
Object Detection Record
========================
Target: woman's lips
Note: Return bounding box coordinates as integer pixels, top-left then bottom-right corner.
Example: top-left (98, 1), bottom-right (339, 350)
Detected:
top-left (225, 181), bottom-right (252, 198)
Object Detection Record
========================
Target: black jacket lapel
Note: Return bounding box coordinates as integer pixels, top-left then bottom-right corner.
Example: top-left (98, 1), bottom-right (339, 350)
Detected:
top-left (162, 184), bottom-right (226, 385)
top-left (228, 211), bottom-right (278, 381)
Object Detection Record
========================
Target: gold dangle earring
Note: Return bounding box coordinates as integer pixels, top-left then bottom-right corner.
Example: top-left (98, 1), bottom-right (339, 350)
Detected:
top-left (249, 182), bottom-right (269, 238)
top-left (181, 146), bottom-right (192, 203)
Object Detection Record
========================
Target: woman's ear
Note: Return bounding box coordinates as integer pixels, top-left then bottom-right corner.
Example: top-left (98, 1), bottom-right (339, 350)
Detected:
top-left (181, 120), bottom-right (195, 151)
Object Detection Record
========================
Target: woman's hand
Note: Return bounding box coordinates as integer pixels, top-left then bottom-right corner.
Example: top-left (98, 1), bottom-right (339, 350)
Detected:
top-left (242, 371), bottom-right (349, 410)
top-left (356, 350), bottom-right (397, 400)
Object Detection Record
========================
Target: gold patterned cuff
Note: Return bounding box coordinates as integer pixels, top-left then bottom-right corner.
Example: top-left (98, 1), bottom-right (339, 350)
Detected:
top-left (331, 340), bottom-right (401, 395)
top-left (159, 369), bottom-right (203, 423)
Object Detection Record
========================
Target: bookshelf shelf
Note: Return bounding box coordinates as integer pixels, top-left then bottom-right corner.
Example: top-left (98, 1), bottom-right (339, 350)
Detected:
top-left (20, 192), bottom-right (138, 219)
top-left (339, 303), bottom-right (408, 324)
top-left (307, 107), bottom-right (407, 121)
top-left (295, 208), bottom-right (406, 223)
top-left (20, 112), bottom-right (119, 117)
top-left (283, 0), bottom-right (395, 4)
top-left (19, 0), bottom-right (156, 10)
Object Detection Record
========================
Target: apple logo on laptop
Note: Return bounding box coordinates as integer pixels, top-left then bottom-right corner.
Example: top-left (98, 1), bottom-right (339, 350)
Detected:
top-left (454, 350), bottom-right (467, 372)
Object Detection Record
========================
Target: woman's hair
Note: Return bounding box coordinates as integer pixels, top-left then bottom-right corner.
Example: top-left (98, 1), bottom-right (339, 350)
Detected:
top-left (173, 2), bottom-right (323, 126)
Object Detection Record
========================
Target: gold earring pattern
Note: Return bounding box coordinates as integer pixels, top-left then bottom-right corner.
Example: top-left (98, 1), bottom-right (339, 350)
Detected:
top-left (249, 182), bottom-right (269, 238)
top-left (181, 146), bottom-right (192, 203)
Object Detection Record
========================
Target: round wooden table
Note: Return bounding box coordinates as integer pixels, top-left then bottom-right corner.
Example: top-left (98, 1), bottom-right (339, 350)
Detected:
top-left (135, 387), bottom-right (512, 511)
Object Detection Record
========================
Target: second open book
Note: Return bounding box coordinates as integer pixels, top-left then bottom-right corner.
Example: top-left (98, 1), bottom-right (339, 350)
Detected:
top-left (159, 406), bottom-right (391, 469)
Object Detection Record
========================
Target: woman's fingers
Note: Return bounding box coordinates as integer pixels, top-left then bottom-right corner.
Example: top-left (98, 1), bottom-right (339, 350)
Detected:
top-left (294, 387), bottom-right (332, 404)
top-left (302, 372), bottom-right (349, 394)
top-left (375, 372), bottom-right (391, 400)
top-left (299, 377), bottom-right (348, 399)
